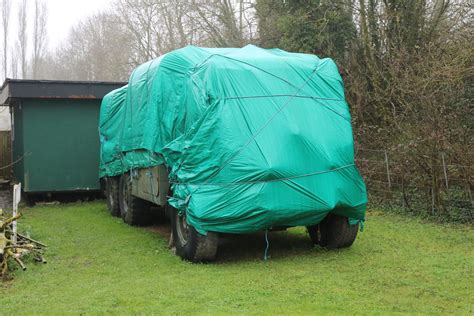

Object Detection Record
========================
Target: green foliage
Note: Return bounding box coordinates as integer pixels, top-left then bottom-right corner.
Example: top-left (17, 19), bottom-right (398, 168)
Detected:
top-left (256, 0), bottom-right (356, 62)
top-left (257, 0), bottom-right (473, 221)
top-left (0, 202), bottom-right (472, 314)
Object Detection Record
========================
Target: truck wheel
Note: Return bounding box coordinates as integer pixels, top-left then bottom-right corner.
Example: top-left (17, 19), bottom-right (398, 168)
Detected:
top-left (306, 224), bottom-right (320, 245)
top-left (169, 205), bottom-right (218, 262)
top-left (105, 176), bottom-right (120, 217)
top-left (119, 173), bottom-right (152, 226)
top-left (313, 214), bottom-right (359, 249)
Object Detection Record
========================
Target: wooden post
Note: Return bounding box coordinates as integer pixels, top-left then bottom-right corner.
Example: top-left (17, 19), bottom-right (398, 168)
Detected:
top-left (12, 183), bottom-right (21, 244)
top-left (441, 153), bottom-right (449, 190)
top-left (467, 183), bottom-right (473, 208)
top-left (431, 185), bottom-right (435, 216)
top-left (384, 150), bottom-right (391, 189)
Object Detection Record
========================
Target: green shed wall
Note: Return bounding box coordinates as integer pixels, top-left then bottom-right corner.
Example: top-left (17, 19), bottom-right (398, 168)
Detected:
top-left (13, 99), bottom-right (101, 192)
top-left (12, 102), bottom-right (24, 185)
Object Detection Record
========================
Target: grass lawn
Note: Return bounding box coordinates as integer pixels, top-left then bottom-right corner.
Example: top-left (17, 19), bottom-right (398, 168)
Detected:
top-left (1, 201), bottom-right (472, 314)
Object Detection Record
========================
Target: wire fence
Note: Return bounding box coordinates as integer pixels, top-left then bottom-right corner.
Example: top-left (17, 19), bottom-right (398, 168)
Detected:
top-left (355, 147), bottom-right (473, 223)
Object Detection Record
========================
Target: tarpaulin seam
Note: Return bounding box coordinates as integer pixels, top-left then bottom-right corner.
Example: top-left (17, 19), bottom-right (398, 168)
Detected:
top-left (171, 163), bottom-right (356, 187)
top-left (195, 67), bottom-right (320, 188)
top-left (313, 99), bottom-right (351, 122)
top-left (222, 95), bottom-right (344, 102)
top-left (192, 53), bottom-right (316, 95)
top-left (222, 95), bottom-right (350, 121)
top-left (171, 66), bottom-right (321, 203)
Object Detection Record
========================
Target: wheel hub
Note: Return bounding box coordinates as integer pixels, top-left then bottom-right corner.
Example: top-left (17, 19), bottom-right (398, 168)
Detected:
top-left (108, 190), bottom-right (114, 208)
top-left (122, 179), bottom-right (129, 216)
top-left (176, 213), bottom-right (189, 246)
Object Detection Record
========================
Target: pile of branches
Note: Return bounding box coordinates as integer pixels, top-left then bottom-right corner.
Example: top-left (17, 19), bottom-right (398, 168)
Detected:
top-left (0, 210), bottom-right (46, 276)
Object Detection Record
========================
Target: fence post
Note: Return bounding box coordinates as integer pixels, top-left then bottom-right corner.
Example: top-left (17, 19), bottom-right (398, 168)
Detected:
top-left (431, 187), bottom-right (435, 215)
top-left (12, 183), bottom-right (21, 244)
top-left (384, 150), bottom-right (392, 189)
top-left (467, 184), bottom-right (473, 208)
top-left (441, 152), bottom-right (449, 190)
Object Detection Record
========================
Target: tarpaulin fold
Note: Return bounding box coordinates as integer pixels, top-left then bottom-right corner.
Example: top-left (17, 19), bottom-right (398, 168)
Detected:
top-left (99, 45), bottom-right (367, 234)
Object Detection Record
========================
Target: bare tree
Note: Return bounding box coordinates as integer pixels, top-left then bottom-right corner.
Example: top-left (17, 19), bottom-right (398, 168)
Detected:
top-left (114, 0), bottom-right (188, 64)
top-left (186, 0), bottom-right (257, 47)
top-left (31, 0), bottom-right (48, 79)
top-left (113, 0), bottom-right (257, 64)
top-left (159, 0), bottom-right (192, 48)
top-left (9, 44), bottom-right (18, 78)
top-left (115, 0), bottom-right (161, 64)
top-left (17, 0), bottom-right (28, 79)
top-left (41, 11), bottom-right (134, 81)
top-left (1, 0), bottom-right (11, 80)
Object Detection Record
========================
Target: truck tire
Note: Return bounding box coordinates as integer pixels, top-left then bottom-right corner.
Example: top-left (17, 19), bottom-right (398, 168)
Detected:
top-left (306, 224), bottom-right (320, 245)
top-left (169, 205), bottom-right (218, 262)
top-left (308, 214), bottom-right (359, 249)
top-left (119, 173), bottom-right (152, 226)
top-left (105, 176), bottom-right (120, 217)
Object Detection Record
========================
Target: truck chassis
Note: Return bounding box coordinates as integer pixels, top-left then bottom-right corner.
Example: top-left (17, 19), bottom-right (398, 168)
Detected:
top-left (104, 166), bottom-right (359, 262)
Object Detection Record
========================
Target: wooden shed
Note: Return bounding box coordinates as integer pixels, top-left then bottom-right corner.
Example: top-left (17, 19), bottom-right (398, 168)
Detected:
top-left (0, 79), bottom-right (126, 194)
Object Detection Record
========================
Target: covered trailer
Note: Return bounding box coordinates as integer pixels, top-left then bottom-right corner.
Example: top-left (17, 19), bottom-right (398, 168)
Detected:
top-left (100, 45), bottom-right (367, 261)
top-left (0, 79), bottom-right (125, 196)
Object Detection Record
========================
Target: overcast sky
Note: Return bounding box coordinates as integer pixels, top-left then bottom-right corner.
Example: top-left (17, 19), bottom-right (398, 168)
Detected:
top-left (44, 0), bottom-right (114, 48)
top-left (6, 0), bottom-right (115, 49)
top-left (1, 0), bottom-right (115, 126)
top-left (1, 0), bottom-right (116, 82)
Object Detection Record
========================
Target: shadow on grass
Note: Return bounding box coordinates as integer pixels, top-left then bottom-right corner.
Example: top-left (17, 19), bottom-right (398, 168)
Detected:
top-left (145, 219), bottom-right (322, 263)
top-left (216, 230), bottom-right (316, 263)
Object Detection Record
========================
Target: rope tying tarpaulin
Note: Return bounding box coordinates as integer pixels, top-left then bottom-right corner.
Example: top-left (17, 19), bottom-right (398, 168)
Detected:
top-left (99, 45), bottom-right (367, 234)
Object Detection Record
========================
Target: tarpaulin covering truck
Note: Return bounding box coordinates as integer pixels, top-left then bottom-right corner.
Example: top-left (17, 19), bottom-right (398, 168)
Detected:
top-left (99, 45), bottom-right (367, 262)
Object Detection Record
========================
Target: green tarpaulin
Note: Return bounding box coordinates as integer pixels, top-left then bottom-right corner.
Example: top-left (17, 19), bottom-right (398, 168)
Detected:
top-left (99, 45), bottom-right (367, 234)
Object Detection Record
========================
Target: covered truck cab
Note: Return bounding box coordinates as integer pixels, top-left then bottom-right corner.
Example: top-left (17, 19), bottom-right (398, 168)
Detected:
top-left (99, 45), bottom-right (367, 261)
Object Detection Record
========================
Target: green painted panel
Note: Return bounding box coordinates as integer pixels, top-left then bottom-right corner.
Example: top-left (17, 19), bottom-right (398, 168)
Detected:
top-left (21, 99), bottom-right (100, 192)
